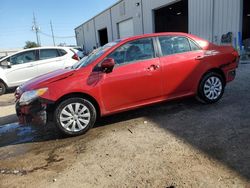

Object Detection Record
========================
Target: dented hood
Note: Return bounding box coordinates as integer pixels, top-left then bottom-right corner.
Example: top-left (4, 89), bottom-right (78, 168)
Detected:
top-left (21, 68), bottom-right (75, 91)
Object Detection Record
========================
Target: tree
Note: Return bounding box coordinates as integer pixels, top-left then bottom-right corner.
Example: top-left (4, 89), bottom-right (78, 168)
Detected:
top-left (24, 41), bottom-right (40, 49)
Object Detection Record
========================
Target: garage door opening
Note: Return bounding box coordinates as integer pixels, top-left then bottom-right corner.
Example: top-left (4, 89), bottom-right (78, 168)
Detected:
top-left (98, 28), bottom-right (108, 46)
top-left (118, 19), bottom-right (134, 39)
top-left (154, 0), bottom-right (188, 33)
top-left (243, 0), bottom-right (250, 40)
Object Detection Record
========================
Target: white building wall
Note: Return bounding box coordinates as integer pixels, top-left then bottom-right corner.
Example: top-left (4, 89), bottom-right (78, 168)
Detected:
top-left (75, 26), bottom-right (84, 47)
top-left (189, 0), bottom-right (213, 41)
top-left (76, 0), bottom-right (243, 52)
top-left (212, 0), bottom-right (241, 44)
top-left (189, 0), bottom-right (242, 44)
top-left (82, 20), bottom-right (97, 52)
top-left (111, 0), bottom-right (143, 40)
top-left (94, 9), bottom-right (113, 45)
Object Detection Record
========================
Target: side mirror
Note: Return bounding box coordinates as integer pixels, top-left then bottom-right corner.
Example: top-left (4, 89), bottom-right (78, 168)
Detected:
top-left (101, 58), bottom-right (115, 73)
top-left (1, 60), bottom-right (11, 68)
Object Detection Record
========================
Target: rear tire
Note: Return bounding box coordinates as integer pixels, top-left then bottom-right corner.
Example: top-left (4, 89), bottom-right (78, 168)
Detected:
top-left (54, 98), bottom-right (96, 136)
top-left (0, 81), bottom-right (6, 95)
top-left (197, 72), bottom-right (225, 104)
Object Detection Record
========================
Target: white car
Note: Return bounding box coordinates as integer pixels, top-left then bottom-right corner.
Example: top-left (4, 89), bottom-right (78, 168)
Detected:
top-left (0, 47), bottom-right (79, 95)
top-left (72, 47), bottom-right (85, 59)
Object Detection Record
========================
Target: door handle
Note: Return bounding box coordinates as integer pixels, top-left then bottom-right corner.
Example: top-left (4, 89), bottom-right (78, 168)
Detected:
top-left (147, 64), bottom-right (160, 71)
top-left (195, 56), bottom-right (204, 60)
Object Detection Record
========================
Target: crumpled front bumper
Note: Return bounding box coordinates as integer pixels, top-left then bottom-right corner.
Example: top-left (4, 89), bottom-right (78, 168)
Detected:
top-left (16, 100), bottom-right (47, 126)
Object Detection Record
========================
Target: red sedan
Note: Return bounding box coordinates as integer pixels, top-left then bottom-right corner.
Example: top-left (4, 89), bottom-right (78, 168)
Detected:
top-left (15, 33), bottom-right (239, 136)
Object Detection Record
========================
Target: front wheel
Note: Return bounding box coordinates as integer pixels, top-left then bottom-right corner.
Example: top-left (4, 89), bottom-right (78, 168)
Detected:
top-left (197, 72), bottom-right (225, 104)
top-left (55, 98), bottom-right (97, 136)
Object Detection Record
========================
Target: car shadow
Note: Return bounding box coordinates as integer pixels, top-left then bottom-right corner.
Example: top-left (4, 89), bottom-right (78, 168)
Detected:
top-left (0, 94), bottom-right (249, 181)
top-left (0, 65), bottom-right (249, 181)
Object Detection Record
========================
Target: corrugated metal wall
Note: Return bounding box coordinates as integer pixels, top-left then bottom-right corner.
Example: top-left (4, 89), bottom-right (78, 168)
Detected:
top-left (75, 26), bottom-right (84, 47)
top-left (189, 0), bottom-right (213, 41)
top-left (76, 0), bottom-right (243, 52)
top-left (189, 0), bottom-right (242, 44)
top-left (83, 20), bottom-right (96, 51)
top-left (94, 10), bottom-right (113, 46)
top-left (111, 0), bottom-right (143, 40)
top-left (213, 0), bottom-right (241, 44)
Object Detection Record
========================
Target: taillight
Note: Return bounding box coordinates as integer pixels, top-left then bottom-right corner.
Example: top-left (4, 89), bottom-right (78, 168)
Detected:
top-left (72, 53), bottom-right (80, 61)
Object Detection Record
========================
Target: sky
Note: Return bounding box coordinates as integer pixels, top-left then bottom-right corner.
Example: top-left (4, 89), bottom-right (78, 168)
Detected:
top-left (0, 0), bottom-right (117, 49)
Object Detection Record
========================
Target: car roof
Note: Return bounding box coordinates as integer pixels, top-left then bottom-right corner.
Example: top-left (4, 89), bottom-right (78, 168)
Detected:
top-left (119, 32), bottom-right (209, 49)
top-left (120, 32), bottom-right (201, 41)
top-left (0, 46), bottom-right (72, 60)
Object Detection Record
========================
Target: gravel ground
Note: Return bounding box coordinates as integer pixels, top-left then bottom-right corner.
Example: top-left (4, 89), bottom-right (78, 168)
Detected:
top-left (0, 64), bottom-right (249, 188)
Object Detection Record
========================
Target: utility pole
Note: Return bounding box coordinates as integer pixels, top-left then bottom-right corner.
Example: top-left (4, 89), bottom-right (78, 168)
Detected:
top-left (32, 13), bottom-right (41, 46)
top-left (50, 20), bottom-right (56, 46)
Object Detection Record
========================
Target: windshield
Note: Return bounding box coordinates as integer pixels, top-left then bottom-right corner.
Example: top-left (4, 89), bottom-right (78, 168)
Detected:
top-left (72, 41), bottom-right (120, 69)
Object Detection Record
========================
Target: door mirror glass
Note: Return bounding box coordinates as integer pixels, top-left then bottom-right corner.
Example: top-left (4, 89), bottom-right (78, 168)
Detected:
top-left (1, 60), bottom-right (11, 68)
top-left (101, 58), bottom-right (115, 73)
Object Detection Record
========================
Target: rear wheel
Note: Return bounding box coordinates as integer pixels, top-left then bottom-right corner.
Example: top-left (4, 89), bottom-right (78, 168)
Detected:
top-left (55, 98), bottom-right (96, 136)
top-left (197, 72), bottom-right (225, 104)
top-left (0, 81), bottom-right (6, 95)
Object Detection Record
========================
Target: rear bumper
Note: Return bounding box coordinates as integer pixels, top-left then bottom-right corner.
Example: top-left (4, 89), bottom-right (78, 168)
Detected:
top-left (221, 63), bottom-right (238, 83)
top-left (16, 99), bottom-right (48, 126)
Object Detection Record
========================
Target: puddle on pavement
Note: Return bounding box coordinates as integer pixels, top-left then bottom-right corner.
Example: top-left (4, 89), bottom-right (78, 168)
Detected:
top-left (0, 122), bottom-right (62, 148)
top-left (0, 122), bottom-right (74, 176)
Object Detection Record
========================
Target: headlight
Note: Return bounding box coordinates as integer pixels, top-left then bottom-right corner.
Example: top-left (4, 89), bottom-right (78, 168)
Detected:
top-left (19, 88), bottom-right (48, 105)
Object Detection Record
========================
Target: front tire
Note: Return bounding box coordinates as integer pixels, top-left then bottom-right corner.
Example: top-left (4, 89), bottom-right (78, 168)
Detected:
top-left (0, 81), bottom-right (6, 95)
top-left (55, 98), bottom-right (96, 136)
top-left (197, 72), bottom-right (225, 104)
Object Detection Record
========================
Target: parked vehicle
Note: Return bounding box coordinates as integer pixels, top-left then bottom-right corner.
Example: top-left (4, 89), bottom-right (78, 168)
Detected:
top-left (0, 47), bottom-right (79, 95)
top-left (72, 47), bottom-right (85, 59)
top-left (15, 33), bottom-right (239, 136)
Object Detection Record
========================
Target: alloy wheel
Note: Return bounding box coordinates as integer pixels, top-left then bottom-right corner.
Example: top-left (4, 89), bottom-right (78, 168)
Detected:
top-left (59, 103), bottom-right (91, 132)
top-left (203, 76), bottom-right (222, 100)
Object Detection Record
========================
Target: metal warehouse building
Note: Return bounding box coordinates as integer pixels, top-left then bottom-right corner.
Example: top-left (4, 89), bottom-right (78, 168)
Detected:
top-left (75, 0), bottom-right (249, 53)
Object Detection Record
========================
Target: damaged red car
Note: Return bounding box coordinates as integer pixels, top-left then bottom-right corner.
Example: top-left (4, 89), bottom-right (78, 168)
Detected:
top-left (15, 33), bottom-right (239, 136)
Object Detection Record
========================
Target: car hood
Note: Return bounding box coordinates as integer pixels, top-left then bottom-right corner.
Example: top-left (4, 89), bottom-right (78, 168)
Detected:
top-left (21, 68), bottom-right (75, 91)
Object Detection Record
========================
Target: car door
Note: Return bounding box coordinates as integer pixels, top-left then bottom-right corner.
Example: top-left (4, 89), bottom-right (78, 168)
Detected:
top-left (36, 49), bottom-right (64, 75)
top-left (158, 36), bottom-right (205, 98)
top-left (4, 50), bottom-right (38, 87)
top-left (99, 37), bottom-right (163, 112)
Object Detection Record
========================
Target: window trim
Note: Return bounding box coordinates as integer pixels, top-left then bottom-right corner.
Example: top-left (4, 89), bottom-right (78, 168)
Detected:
top-left (157, 36), bottom-right (202, 57)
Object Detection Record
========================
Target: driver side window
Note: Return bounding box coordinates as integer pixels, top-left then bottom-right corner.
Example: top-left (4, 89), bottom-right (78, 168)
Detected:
top-left (108, 38), bottom-right (155, 65)
top-left (10, 50), bottom-right (36, 65)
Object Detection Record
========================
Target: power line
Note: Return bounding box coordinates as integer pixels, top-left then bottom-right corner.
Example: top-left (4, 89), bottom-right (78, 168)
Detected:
top-left (39, 31), bottom-right (75, 39)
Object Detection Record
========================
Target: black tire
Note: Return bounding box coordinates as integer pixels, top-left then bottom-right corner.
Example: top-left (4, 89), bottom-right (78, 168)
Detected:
top-left (0, 81), bottom-right (6, 95)
top-left (54, 98), bottom-right (96, 136)
top-left (197, 72), bottom-right (225, 104)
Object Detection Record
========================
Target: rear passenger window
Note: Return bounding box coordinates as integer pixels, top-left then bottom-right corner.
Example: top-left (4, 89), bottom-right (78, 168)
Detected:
top-left (58, 49), bottom-right (67, 56)
top-left (159, 36), bottom-right (191, 56)
top-left (40, 49), bottom-right (59, 60)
